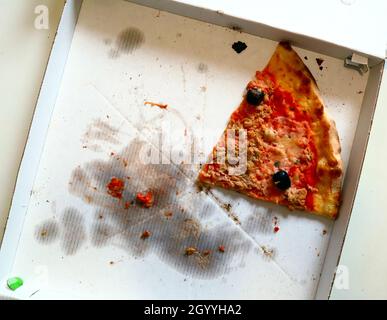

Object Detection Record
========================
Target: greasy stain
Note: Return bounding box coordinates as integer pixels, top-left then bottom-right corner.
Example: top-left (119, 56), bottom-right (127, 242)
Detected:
top-left (60, 208), bottom-right (87, 255)
top-left (81, 119), bottom-right (120, 152)
top-left (34, 208), bottom-right (86, 256)
top-left (35, 220), bottom-right (59, 244)
top-left (108, 27), bottom-right (145, 59)
top-left (197, 63), bottom-right (208, 74)
top-left (67, 138), bottom-right (252, 279)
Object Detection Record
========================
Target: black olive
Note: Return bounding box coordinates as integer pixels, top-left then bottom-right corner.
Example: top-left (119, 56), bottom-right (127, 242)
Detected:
top-left (246, 88), bottom-right (265, 106)
top-left (272, 170), bottom-right (291, 191)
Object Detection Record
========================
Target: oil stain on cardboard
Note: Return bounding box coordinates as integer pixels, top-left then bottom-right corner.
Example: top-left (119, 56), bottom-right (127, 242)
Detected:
top-left (35, 207), bottom-right (86, 255)
top-left (108, 27), bottom-right (145, 59)
top-left (36, 136), bottom-right (252, 279)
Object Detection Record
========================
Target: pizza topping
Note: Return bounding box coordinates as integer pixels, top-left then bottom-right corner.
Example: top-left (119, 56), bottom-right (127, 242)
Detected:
top-left (272, 170), bottom-right (291, 191)
top-left (232, 41), bottom-right (247, 54)
top-left (140, 230), bottom-right (151, 239)
top-left (198, 43), bottom-right (342, 218)
top-left (136, 191), bottom-right (154, 208)
top-left (185, 247), bottom-right (198, 256)
top-left (246, 88), bottom-right (265, 106)
top-left (106, 177), bottom-right (125, 199)
top-left (285, 187), bottom-right (308, 210)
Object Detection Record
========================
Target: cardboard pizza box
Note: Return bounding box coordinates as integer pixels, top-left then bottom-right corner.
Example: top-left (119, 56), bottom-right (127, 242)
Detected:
top-left (0, 0), bottom-right (384, 299)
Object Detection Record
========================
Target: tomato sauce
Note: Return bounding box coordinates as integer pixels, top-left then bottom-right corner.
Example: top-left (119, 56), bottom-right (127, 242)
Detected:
top-left (106, 177), bottom-right (125, 199)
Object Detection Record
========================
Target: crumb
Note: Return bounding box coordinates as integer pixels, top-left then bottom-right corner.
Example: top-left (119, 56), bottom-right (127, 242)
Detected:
top-left (98, 214), bottom-right (103, 219)
top-left (229, 213), bottom-right (240, 225)
top-left (109, 261), bottom-right (114, 265)
top-left (40, 230), bottom-right (47, 237)
top-left (185, 247), bottom-right (198, 256)
top-left (136, 191), bottom-right (154, 208)
top-left (122, 159), bottom-right (128, 167)
top-left (141, 230), bottom-right (151, 239)
top-left (218, 245), bottom-right (225, 253)
top-left (322, 229), bottom-right (327, 235)
top-left (261, 245), bottom-right (274, 257)
top-left (110, 152), bottom-right (115, 156)
top-left (273, 226), bottom-right (280, 233)
top-left (202, 250), bottom-right (211, 256)
top-left (357, 90), bottom-right (364, 94)
top-left (144, 101), bottom-right (168, 109)
top-left (319, 66), bottom-right (323, 71)
top-left (124, 202), bottom-right (131, 209)
top-left (304, 56), bottom-right (308, 60)
top-left (200, 86), bottom-right (207, 92)
top-left (221, 203), bottom-right (232, 212)
top-left (82, 146), bottom-right (87, 149)
top-left (164, 211), bottom-right (173, 218)
top-left (229, 25), bottom-right (243, 32)
top-left (106, 177), bottom-right (125, 199)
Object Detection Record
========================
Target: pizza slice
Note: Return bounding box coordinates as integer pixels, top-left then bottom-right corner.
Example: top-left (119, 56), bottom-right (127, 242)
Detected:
top-left (198, 42), bottom-right (343, 219)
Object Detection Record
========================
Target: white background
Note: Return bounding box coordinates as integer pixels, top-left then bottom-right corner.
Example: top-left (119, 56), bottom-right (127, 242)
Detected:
top-left (0, 0), bottom-right (386, 299)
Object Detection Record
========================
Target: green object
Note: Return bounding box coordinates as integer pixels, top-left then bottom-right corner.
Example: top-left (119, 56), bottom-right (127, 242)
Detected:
top-left (7, 277), bottom-right (23, 291)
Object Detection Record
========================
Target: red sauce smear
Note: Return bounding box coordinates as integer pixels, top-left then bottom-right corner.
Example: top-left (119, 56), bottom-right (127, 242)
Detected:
top-left (144, 101), bottom-right (168, 109)
top-left (136, 191), bottom-right (154, 208)
top-left (106, 177), bottom-right (125, 199)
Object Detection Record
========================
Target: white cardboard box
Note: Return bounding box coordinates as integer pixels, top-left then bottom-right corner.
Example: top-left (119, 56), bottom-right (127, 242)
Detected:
top-left (0, 0), bottom-right (384, 299)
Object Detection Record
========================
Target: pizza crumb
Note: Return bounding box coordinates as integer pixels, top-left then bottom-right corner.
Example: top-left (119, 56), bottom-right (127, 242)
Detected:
top-left (221, 203), bottom-right (232, 212)
top-left (218, 245), bottom-right (225, 253)
top-left (164, 211), bottom-right (173, 218)
top-left (140, 230), bottom-right (151, 239)
top-left (273, 226), bottom-right (280, 233)
top-left (144, 101), bottom-right (168, 109)
top-left (185, 247), bottom-right (198, 256)
top-left (106, 177), bottom-right (125, 199)
top-left (261, 245), bottom-right (274, 258)
top-left (124, 201), bottom-right (131, 209)
top-left (202, 250), bottom-right (211, 256)
top-left (304, 56), bottom-right (308, 60)
top-left (322, 229), bottom-right (327, 235)
top-left (136, 191), bottom-right (154, 208)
